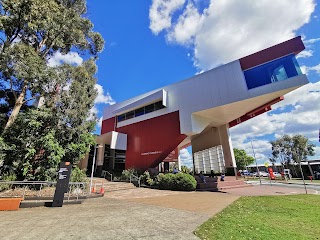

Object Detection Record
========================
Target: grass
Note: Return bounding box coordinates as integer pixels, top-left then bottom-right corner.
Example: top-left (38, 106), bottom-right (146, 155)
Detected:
top-left (194, 195), bottom-right (320, 240)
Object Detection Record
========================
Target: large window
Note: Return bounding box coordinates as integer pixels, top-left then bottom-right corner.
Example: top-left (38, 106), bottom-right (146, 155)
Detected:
top-left (244, 54), bottom-right (303, 89)
top-left (117, 100), bottom-right (165, 122)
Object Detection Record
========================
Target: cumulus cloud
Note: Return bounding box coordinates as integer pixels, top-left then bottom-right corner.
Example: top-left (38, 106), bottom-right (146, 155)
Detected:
top-left (302, 64), bottom-right (320, 75)
top-left (304, 37), bottom-right (320, 44)
top-left (47, 51), bottom-right (83, 67)
top-left (150, 0), bottom-right (316, 70)
top-left (297, 50), bottom-right (313, 59)
top-left (179, 148), bottom-right (193, 167)
top-left (230, 81), bottom-right (320, 163)
top-left (149, 0), bottom-right (186, 34)
top-left (94, 84), bottom-right (116, 105)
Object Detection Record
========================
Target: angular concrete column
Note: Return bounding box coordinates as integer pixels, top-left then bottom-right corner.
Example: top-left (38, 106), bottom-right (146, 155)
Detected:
top-left (217, 125), bottom-right (237, 176)
top-left (191, 124), bottom-right (237, 176)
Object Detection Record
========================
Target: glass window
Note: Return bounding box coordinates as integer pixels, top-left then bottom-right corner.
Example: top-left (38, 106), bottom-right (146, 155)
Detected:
top-left (154, 101), bottom-right (165, 110)
top-left (292, 56), bottom-right (303, 75)
top-left (244, 54), bottom-right (301, 89)
top-left (125, 111), bottom-right (134, 119)
top-left (135, 107), bottom-right (145, 117)
top-left (117, 114), bottom-right (126, 122)
top-left (145, 104), bottom-right (155, 114)
top-left (270, 65), bottom-right (288, 82)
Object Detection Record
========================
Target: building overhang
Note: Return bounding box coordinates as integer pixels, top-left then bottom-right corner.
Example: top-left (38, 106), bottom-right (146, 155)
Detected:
top-left (96, 131), bottom-right (127, 150)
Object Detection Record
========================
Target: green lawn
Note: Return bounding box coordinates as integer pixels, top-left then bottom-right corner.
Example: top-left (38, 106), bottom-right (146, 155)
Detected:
top-left (194, 195), bottom-right (320, 240)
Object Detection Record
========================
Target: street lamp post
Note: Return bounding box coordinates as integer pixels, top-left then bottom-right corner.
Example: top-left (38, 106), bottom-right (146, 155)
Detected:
top-left (250, 140), bottom-right (262, 185)
top-left (89, 145), bottom-right (102, 193)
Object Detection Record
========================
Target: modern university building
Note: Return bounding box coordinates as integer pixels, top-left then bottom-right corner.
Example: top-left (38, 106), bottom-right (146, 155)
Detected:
top-left (79, 36), bottom-right (309, 176)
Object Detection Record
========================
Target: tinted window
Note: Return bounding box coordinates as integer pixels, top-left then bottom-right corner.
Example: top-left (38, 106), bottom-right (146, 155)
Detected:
top-left (244, 54), bottom-right (302, 89)
top-left (154, 101), bottom-right (165, 110)
top-left (145, 104), bottom-right (155, 113)
top-left (117, 114), bottom-right (125, 122)
top-left (126, 111), bottom-right (134, 119)
top-left (135, 107), bottom-right (145, 117)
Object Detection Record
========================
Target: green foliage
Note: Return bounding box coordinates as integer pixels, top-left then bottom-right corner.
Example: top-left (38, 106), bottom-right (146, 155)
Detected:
top-left (0, 0), bottom-right (104, 130)
top-left (0, 136), bottom-right (8, 166)
top-left (157, 173), bottom-right (196, 191)
top-left (0, 172), bottom-right (17, 192)
top-left (121, 168), bottom-right (138, 181)
top-left (70, 167), bottom-right (88, 183)
top-left (270, 134), bottom-right (315, 165)
top-left (195, 195), bottom-right (320, 240)
top-left (233, 148), bottom-right (255, 170)
top-left (180, 165), bottom-right (192, 174)
top-left (1, 108), bottom-right (64, 181)
top-left (140, 170), bottom-right (151, 185)
top-left (0, 0), bottom-right (103, 181)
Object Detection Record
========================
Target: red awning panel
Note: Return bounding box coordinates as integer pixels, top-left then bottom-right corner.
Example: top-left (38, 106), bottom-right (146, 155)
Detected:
top-left (229, 96), bottom-right (284, 128)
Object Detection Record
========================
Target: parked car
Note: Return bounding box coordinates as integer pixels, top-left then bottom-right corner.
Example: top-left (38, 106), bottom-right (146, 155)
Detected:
top-left (272, 172), bottom-right (282, 178)
top-left (255, 171), bottom-right (269, 177)
top-left (241, 170), bottom-right (252, 176)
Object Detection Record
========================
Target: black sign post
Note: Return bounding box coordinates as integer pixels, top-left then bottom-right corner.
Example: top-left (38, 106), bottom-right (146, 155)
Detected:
top-left (52, 162), bottom-right (72, 207)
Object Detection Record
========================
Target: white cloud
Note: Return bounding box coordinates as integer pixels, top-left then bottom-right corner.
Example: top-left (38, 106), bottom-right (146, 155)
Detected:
top-left (179, 148), bottom-right (193, 167)
top-left (300, 65), bottom-right (309, 75)
top-left (308, 64), bottom-right (320, 74)
top-left (230, 81), bottom-right (320, 163)
top-left (149, 0), bottom-right (186, 34)
top-left (47, 51), bottom-right (83, 67)
top-left (304, 37), bottom-right (320, 44)
top-left (301, 64), bottom-right (320, 75)
top-left (150, 0), bottom-right (316, 70)
top-left (167, 2), bottom-right (203, 45)
top-left (94, 84), bottom-right (116, 105)
top-left (297, 50), bottom-right (313, 59)
top-left (97, 117), bottom-right (103, 128)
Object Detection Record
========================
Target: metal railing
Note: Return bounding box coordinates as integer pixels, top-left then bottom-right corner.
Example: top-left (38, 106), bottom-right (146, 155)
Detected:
top-left (129, 174), bottom-right (141, 187)
top-left (0, 181), bottom-right (88, 201)
top-left (101, 170), bottom-right (113, 182)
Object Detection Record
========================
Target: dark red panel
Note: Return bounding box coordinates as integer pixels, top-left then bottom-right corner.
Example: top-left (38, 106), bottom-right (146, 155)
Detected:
top-left (116, 111), bottom-right (186, 170)
top-left (246, 96), bottom-right (284, 116)
top-left (229, 106), bottom-right (271, 128)
top-left (240, 36), bottom-right (305, 71)
top-left (163, 148), bottom-right (179, 162)
top-left (101, 117), bottom-right (116, 134)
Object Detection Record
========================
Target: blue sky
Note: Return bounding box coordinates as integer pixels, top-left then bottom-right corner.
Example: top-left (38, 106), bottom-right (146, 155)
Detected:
top-left (52, 1), bottom-right (320, 167)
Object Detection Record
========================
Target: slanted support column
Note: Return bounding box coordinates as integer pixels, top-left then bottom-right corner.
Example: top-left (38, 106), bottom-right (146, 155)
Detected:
top-left (191, 124), bottom-right (237, 176)
top-left (218, 124), bottom-right (237, 176)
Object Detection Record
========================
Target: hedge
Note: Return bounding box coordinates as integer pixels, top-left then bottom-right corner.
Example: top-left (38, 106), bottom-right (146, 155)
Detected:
top-left (157, 173), bottom-right (196, 191)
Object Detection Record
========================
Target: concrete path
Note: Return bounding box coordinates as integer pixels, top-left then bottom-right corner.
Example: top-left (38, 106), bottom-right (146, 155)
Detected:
top-left (0, 196), bottom-right (210, 240)
top-left (0, 185), bottom-right (312, 240)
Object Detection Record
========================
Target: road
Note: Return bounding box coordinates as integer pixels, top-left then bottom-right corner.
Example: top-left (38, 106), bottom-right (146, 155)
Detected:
top-left (247, 180), bottom-right (320, 194)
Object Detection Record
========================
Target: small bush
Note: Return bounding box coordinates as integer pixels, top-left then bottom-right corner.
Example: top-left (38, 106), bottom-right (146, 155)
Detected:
top-left (70, 167), bottom-right (88, 183)
top-left (0, 173), bottom-right (17, 192)
top-left (158, 173), bottom-right (196, 191)
top-left (121, 168), bottom-right (138, 181)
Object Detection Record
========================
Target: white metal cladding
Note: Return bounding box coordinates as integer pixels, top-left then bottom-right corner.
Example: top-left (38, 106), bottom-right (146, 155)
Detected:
top-left (112, 89), bottom-right (167, 115)
top-left (194, 145), bottom-right (225, 174)
top-left (104, 60), bottom-right (308, 135)
top-left (110, 131), bottom-right (127, 150)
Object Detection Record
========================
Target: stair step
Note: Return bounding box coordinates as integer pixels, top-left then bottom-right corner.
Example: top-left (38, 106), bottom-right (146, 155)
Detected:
top-left (196, 187), bottom-right (218, 192)
top-left (219, 184), bottom-right (253, 190)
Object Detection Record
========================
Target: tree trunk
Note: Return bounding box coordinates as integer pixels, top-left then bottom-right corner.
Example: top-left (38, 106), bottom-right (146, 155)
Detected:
top-left (4, 85), bottom-right (27, 131)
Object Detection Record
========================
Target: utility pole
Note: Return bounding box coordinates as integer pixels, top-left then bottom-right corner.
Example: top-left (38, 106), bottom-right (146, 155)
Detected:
top-left (251, 140), bottom-right (262, 185)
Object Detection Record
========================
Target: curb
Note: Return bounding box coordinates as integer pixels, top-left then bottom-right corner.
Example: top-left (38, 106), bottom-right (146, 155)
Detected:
top-left (20, 200), bottom-right (83, 208)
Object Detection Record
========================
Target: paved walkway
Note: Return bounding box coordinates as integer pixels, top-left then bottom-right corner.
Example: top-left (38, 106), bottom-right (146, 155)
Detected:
top-left (0, 184), bottom-right (315, 240)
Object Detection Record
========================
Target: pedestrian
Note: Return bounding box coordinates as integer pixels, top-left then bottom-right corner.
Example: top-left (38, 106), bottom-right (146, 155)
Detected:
top-left (172, 167), bottom-right (178, 174)
top-left (199, 171), bottom-right (206, 183)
